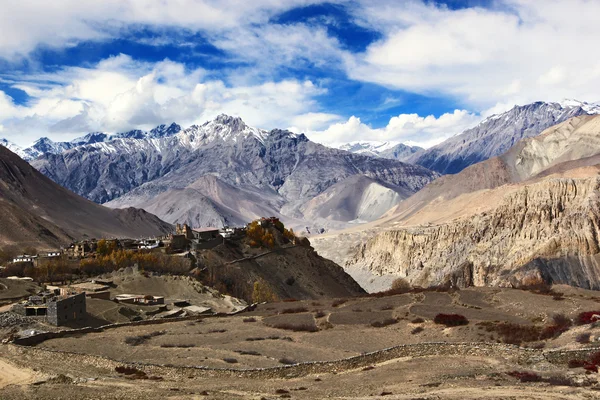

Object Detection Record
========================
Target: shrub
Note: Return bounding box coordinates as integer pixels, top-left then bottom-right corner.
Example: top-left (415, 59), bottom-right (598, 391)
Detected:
top-left (576, 333), bottom-right (591, 344)
top-left (115, 366), bottom-right (148, 379)
top-left (390, 278), bottom-right (412, 293)
top-left (479, 322), bottom-right (541, 345)
top-left (433, 314), bottom-right (469, 327)
top-left (235, 350), bottom-right (261, 356)
top-left (223, 358), bottom-right (238, 364)
top-left (568, 359), bottom-right (587, 368)
top-left (331, 299), bottom-right (347, 307)
top-left (411, 327), bottom-right (424, 334)
top-left (281, 307), bottom-right (308, 314)
top-left (124, 331), bottom-right (165, 346)
top-left (314, 310), bottom-right (326, 318)
top-left (160, 343), bottom-right (195, 348)
top-left (576, 311), bottom-right (600, 325)
top-left (279, 358), bottom-right (296, 365)
top-left (270, 322), bottom-right (318, 332)
top-left (540, 315), bottom-right (570, 340)
top-left (411, 317), bottom-right (425, 324)
top-left (243, 317), bottom-right (257, 323)
top-left (285, 276), bottom-right (295, 286)
top-left (371, 318), bottom-right (399, 328)
top-left (506, 371), bottom-right (542, 383)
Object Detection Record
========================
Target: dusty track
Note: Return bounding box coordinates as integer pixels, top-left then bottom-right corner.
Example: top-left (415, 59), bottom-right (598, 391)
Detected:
top-left (0, 358), bottom-right (35, 388)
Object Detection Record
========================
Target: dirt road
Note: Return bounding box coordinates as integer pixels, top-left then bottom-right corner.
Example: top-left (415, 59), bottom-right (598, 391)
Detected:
top-left (0, 358), bottom-right (35, 388)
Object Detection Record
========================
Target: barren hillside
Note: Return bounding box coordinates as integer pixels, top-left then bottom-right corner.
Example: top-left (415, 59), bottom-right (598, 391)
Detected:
top-left (0, 145), bottom-right (172, 249)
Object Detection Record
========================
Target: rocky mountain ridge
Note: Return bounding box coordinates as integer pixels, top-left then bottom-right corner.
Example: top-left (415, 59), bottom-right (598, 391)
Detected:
top-left (406, 100), bottom-right (599, 174)
top-left (31, 115), bottom-right (437, 230)
top-left (312, 114), bottom-right (600, 291)
top-left (338, 141), bottom-right (423, 162)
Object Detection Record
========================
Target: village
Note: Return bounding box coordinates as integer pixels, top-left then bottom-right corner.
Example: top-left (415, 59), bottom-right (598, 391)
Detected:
top-left (0, 220), bottom-right (288, 328)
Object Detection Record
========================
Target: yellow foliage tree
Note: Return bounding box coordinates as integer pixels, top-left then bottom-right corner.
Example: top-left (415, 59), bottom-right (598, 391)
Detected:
top-left (252, 279), bottom-right (278, 303)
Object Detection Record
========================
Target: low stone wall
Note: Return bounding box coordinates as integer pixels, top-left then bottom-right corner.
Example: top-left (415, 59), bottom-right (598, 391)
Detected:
top-left (8, 340), bottom-right (594, 380)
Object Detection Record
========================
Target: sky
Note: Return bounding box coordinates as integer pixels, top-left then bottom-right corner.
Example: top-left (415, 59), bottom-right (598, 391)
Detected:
top-left (1, 0), bottom-right (600, 148)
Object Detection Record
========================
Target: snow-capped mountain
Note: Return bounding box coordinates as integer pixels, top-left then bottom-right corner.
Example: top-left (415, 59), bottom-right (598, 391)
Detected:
top-left (338, 141), bottom-right (423, 161)
top-left (0, 138), bottom-right (27, 159)
top-left (31, 115), bottom-right (437, 229)
top-left (7, 122), bottom-right (182, 161)
top-left (406, 100), bottom-right (598, 174)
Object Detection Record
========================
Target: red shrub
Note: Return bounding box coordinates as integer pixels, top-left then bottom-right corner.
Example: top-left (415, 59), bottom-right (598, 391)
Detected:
top-left (576, 311), bottom-right (600, 325)
top-left (568, 359), bottom-right (586, 369)
top-left (507, 371), bottom-right (542, 383)
top-left (433, 313), bottom-right (469, 327)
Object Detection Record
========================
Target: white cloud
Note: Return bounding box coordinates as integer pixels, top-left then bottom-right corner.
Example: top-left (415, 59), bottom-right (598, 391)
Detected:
top-left (0, 55), bottom-right (331, 146)
top-left (0, 0), bottom-right (325, 59)
top-left (303, 110), bottom-right (481, 148)
top-left (345, 0), bottom-right (600, 108)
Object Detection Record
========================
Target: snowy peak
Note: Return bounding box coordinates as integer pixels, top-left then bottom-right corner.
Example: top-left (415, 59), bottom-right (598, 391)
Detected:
top-left (338, 141), bottom-right (423, 162)
top-left (559, 98), bottom-right (600, 114)
top-left (179, 114), bottom-right (268, 148)
top-left (0, 138), bottom-right (27, 159)
top-left (339, 141), bottom-right (398, 156)
top-left (70, 132), bottom-right (109, 146)
top-left (149, 122), bottom-right (181, 138)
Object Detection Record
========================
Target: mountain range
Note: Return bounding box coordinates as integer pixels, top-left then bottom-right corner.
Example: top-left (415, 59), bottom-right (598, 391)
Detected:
top-left (337, 141), bottom-right (423, 161)
top-left (313, 113), bottom-right (600, 291)
top-left (339, 100), bottom-right (600, 175)
top-left (22, 115), bottom-right (436, 230)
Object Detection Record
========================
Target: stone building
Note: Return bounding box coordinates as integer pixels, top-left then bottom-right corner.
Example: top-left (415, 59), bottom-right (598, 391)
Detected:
top-left (47, 292), bottom-right (86, 326)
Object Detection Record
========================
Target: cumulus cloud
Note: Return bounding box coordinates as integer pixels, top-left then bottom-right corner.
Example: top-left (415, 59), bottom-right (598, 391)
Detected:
top-left (0, 0), bottom-right (323, 59)
top-left (346, 0), bottom-right (600, 109)
top-left (302, 109), bottom-right (481, 148)
top-left (0, 55), bottom-right (330, 145)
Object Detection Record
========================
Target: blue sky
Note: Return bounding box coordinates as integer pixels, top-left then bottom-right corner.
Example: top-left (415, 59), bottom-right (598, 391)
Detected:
top-left (0, 0), bottom-right (599, 147)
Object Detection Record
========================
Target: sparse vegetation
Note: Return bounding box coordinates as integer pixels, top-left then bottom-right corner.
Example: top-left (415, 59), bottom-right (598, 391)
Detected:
top-left (433, 314), bottom-right (469, 327)
top-left (506, 371), bottom-right (542, 383)
top-left (160, 343), bottom-right (195, 348)
top-left (576, 311), bottom-right (600, 325)
top-left (332, 299), bottom-right (347, 307)
top-left (235, 350), bottom-right (261, 356)
top-left (391, 277), bottom-right (412, 293)
top-left (371, 318), bottom-right (399, 328)
top-left (576, 332), bottom-right (591, 344)
top-left (411, 317), bottom-right (425, 324)
top-left (270, 322), bottom-right (319, 332)
top-left (280, 307), bottom-right (308, 314)
top-left (479, 322), bottom-right (541, 345)
top-left (124, 330), bottom-right (165, 346)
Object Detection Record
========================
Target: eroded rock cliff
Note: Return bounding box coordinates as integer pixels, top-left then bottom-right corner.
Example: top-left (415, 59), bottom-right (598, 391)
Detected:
top-left (346, 177), bottom-right (600, 289)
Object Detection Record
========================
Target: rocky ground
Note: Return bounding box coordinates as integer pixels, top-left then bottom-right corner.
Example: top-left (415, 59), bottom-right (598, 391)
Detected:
top-left (2, 285), bottom-right (600, 398)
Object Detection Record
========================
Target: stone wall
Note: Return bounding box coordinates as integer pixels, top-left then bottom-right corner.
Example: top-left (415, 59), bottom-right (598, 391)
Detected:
top-left (8, 340), bottom-right (600, 380)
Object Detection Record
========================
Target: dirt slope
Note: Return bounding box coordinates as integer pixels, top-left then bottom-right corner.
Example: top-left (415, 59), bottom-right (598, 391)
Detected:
top-left (0, 145), bottom-right (172, 249)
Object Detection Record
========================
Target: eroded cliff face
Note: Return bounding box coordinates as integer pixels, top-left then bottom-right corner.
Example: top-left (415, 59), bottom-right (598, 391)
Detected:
top-left (346, 177), bottom-right (600, 289)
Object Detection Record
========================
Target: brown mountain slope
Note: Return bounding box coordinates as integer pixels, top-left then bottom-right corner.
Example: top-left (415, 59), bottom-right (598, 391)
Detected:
top-left (0, 145), bottom-right (172, 249)
top-left (312, 115), bottom-right (600, 291)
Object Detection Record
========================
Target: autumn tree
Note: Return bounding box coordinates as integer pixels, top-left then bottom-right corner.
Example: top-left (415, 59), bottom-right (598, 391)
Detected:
top-left (252, 279), bottom-right (278, 303)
